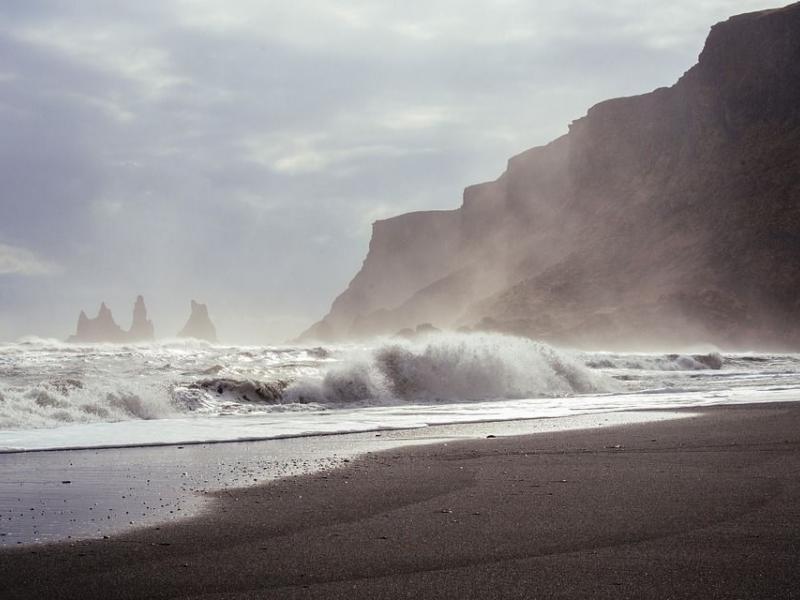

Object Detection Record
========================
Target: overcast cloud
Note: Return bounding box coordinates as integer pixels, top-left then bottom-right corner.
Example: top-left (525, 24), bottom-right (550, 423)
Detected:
top-left (0, 0), bottom-right (771, 342)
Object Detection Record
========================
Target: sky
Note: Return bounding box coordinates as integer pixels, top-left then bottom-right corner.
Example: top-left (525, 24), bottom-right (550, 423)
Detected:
top-left (0, 0), bottom-right (772, 343)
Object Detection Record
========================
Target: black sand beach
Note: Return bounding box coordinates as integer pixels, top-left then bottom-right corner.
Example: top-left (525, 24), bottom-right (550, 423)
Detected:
top-left (2, 403), bottom-right (799, 599)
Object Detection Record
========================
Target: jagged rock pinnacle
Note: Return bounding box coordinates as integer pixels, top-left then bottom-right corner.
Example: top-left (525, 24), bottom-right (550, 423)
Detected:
top-left (177, 300), bottom-right (218, 343)
top-left (67, 295), bottom-right (155, 343)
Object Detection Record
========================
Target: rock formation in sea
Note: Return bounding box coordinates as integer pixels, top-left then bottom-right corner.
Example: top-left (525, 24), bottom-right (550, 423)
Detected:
top-left (128, 295), bottom-right (155, 342)
top-left (177, 300), bottom-right (218, 343)
top-left (68, 296), bottom-right (156, 343)
top-left (302, 3), bottom-right (800, 349)
top-left (67, 302), bottom-right (129, 343)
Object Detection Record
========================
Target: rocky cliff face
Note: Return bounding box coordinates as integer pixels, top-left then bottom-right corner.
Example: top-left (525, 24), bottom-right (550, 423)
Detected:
top-left (302, 3), bottom-right (800, 349)
top-left (67, 298), bottom-right (153, 343)
top-left (177, 300), bottom-right (218, 343)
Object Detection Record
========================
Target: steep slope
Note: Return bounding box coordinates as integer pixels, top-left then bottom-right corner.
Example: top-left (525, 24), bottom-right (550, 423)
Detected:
top-left (302, 3), bottom-right (800, 349)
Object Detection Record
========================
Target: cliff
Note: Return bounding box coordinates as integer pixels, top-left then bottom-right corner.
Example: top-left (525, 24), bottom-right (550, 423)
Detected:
top-left (67, 296), bottom-right (154, 343)
top-left (177, 300), bottom-right (218, 343)
top-left (302, 3), bottom-right (800, 349)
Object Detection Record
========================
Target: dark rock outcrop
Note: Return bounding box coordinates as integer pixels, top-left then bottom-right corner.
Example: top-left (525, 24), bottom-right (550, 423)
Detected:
top-left (68, 302), bottom-right (129, 343)
top-left (128, 295), bottom-right (155, 342)
top-left (68, 296), bottom-right (156, 343)
top-left (189, 378), bottom-right (286, 403)
top-left (302, 3), bottom-right (800, 350)
top-left (177, 300), bottom-right (218, 343)
top-left (393, 323), bottom-right (442, 340)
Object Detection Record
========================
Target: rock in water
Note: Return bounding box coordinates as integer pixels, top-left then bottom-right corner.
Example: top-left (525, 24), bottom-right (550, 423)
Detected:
top-left (68, 296), bottom-right (156, 343)
top-left (67, 302), bottom-right (127, 343)
top-left (177, 300), bottom-right (218, 343)
top-left (128, 295), bottom-right (155, 341)
top-left (301, 4), bottom-right (800, 350)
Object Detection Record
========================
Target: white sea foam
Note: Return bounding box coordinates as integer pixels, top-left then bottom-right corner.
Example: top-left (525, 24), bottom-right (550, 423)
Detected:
top-left (0, 378), bottom-right (177, 429)
top-left (0, 333), bottom-right (607, 428)
top-left (1, 333), bottom-right (799, 450)
top-left (285, 333), bottom-right (609, 404)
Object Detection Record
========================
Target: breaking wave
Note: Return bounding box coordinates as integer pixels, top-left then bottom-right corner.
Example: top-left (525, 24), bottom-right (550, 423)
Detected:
top-left (584, 352), bottom-right (724, 371)
top-left (284, 334), bottom-right (608, 405)
top-left (0, 333), bottom-right (609, 429)
top-left (0, 379), bottom-right (177, 429)
top-left (3, 333), bottom-right (799, 433)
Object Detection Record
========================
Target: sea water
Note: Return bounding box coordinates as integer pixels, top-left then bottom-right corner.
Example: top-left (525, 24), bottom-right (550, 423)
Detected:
top-left (2, 332), bottom-right (799, 452)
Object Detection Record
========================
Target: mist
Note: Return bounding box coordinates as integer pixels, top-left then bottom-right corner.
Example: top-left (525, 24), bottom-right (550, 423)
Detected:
top-left (300, 2), bottom-right (800, 352)
top-left (0, 0), bottom-right (770, 344)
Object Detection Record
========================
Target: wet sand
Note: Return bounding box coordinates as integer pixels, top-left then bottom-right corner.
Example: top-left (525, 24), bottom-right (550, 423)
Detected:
top-left (2, 403), bottom-right (799, 599)
top-left (0, 411), bottom-right (681, 546)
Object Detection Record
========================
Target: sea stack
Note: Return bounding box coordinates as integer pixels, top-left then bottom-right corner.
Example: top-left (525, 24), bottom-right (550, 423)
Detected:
top-left (177, 300), bottom-right (218, 343)
top-left (128, 295), bottom-right (155, 342)
top-left (67, 296), bottom-right (156, 343)
top-left (67, 302), bottom-right (127, 343)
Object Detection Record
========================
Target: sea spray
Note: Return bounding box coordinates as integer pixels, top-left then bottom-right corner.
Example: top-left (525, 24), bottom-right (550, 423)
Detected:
top-left (284, 333), bottom-right (611, 404)
top-left (0, 378), bottom-right (179, 430)
top-left (1, 335), bottom-right (798, 433)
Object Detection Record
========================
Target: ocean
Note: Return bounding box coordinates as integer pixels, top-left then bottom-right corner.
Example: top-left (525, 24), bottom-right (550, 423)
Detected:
top-left (2, 332), bottom-right (799, 452)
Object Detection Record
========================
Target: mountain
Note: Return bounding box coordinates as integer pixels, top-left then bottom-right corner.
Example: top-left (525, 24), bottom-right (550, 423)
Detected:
top-left (67, 298), bottom-right (152, 343)
top-left (177, 300), bottom-right (218, 343)
top-left (302, 3), bottom-right (800, 350)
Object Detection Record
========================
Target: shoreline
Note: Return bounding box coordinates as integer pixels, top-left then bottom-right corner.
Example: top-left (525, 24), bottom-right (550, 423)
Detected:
top-left (4, 386), bottom-right (800, 453)
top-left (2, 402), bottom-right (800, 598)
top-left (0, 410), bottom-right (688, 547)
top-left (0, 406), bottom-right (691, 455)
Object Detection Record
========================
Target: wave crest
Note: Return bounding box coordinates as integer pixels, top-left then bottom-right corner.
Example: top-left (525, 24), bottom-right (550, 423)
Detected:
top-left (0, 379), bottom-right (177, 429)
top-left (0, 333), bottom-right (611, 430)
top-left (285, 333), bottom-right (609, 404)
top-left (585, 352), bottom-right (723, 371)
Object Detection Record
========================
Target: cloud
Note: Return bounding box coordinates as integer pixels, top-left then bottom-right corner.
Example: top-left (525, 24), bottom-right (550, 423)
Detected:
top-left (243, 132), bottom-right (436, 175)
top-left (0, 0), bottom-right (772, 341)
top-left (0, 243), bottom-right (56, 276)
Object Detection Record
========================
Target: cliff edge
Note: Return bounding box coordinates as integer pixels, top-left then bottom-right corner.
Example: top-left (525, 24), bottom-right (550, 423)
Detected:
top-left (302, 3), bottom-right (800, 349)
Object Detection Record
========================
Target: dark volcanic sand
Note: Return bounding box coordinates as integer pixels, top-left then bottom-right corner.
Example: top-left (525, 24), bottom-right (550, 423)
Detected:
top-left (2, 404), bottom-right (799, 599)
top-left (0, 412), bottom-right (669, 547)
